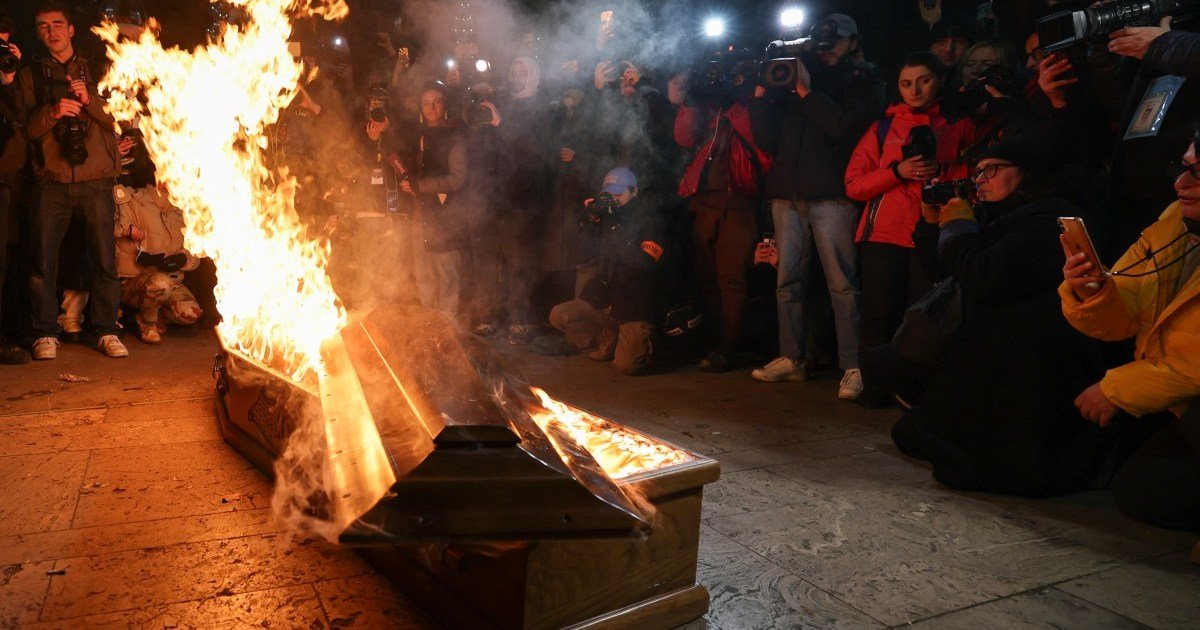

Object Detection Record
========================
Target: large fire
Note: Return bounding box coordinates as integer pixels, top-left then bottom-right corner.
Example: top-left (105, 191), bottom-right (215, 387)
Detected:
top-left (97, 0), bottom-right (691, 536)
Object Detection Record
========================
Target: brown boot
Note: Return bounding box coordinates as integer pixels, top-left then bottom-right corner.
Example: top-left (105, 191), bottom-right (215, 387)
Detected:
top-left (588, 326), bottom-right (617, 362)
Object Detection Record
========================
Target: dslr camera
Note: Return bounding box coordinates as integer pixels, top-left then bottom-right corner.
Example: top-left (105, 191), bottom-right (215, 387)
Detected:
top-left (1039, 0), bottom-right (1195, 53)
top-left (760, 17), bottom-right (843, 88)
top-left (465, 82), bottom-right (496, 127)
top-left (365, 84), bottom-right (388, 124)
top-left (581, 192), bottom-right (622, 229)
top-left (50, 79), bottom-right (89, 166)
top-left (922, 179), bottom-right (976, 205)
top-left (0, 40), bottom-right (18, 75)
top-left (946, 63), bottom-right (1019, 114)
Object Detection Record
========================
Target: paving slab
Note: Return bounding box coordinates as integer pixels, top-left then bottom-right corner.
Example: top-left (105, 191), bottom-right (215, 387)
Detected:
top-left (0, 451), bottom-right (89, 537)
top-left (1057, 552), bottom-right (1200, 630)
top-left (908, 587), bottom-right (1148, 629)
top-left (314, 573), bottom-right (438, 629)
top-left (0, 560), bottom-right (55, 628)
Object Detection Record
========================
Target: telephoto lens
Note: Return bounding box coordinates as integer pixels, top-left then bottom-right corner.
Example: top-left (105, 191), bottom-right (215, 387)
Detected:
top-left (0, 46), bottom-right (18, 74)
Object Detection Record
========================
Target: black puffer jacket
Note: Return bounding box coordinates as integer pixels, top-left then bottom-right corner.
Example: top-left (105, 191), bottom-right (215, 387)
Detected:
top-left (763, 59), bottom-right (885, 201)
top-left (896, 196), bottom-right (1114, 497)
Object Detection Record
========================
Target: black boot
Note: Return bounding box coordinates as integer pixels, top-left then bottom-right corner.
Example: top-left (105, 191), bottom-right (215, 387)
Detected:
top-left (0, 337), bottom-right (30, 365)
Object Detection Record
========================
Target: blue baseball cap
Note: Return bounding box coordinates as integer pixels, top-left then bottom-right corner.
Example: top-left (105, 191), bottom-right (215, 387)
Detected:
top-left (601, 167), bottom-right (638, 195)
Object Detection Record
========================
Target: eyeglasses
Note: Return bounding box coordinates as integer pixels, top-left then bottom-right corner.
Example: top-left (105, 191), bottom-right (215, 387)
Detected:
top-left (1170, 160), bottom-right (1200, 181)
top-left (971, 162), bottom-right (1017, 182)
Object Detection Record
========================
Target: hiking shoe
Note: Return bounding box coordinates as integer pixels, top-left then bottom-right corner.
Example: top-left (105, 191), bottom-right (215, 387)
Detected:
top-left (0, 338), bottom-right (30, 365)
top-left (698, 351), bottom-right (734, 373)
top-left (838, 368), bottom-right (863, 400)
top-left (139, 327), bottom-right (162, 344)
top-left (751, 357), bottom-right (808, 382)
top-left (507, 324), bottom-right (537, 346)
top-left (32, 337), bottom-right (60, 360)
top-left (97, 335), bottom-right (129, 358)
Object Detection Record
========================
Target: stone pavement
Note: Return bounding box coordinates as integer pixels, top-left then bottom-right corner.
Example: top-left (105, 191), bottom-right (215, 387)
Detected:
top-left (0, 327), bottom-right (1196, 629)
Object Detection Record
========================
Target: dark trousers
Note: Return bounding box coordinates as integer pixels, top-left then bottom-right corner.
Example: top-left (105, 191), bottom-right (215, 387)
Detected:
top-left (691, 204), bottom-right (757, 353)
top-left (859, 241), bottom-right (934, 350)
top-left (1111, 408), bottom-right (1200, 531)
top-left (29, 179), bottom-right (120, 337)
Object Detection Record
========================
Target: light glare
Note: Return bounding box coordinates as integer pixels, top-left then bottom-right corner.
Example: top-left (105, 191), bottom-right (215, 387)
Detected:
top-left (780, 8), bottom-right (805, 28)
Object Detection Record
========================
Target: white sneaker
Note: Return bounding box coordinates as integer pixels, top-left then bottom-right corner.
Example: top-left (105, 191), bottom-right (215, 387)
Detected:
top-left (97, 335), bottom-right (129, 358)
top-left (32, 337), bottom-right (60, 360)
top-left (839, 368), bottom-right (863, 400)
top-left (751, 357), bottom-right (808, 383)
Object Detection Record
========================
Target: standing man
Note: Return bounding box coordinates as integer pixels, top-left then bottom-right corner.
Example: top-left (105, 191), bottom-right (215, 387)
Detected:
top-left (0, 13), bottom-right (29, 364)
top-left (17, 1), bottom-right (126, 359)
top-left (753, 14), bottom-right (884, 400)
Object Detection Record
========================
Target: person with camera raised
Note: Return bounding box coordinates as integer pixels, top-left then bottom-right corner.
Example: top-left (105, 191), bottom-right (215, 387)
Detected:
top-left (1059, 134), bottom-right (1200, 530)
top-left (546, 168), bottom-right (668, 376)
top-left (16, 1), bottom-right (125, 360)
top-left (0, 12), bottom-right (28, 364)
top-left (844, 51), bottom-right (974, 403)
top-left (753, 13), bottom-right (884, 401)
top-left (887, 135), bottom-right (1114, 497)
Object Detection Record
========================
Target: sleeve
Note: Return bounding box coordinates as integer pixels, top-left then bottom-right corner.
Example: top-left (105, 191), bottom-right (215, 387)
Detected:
top-left (674, 104), bottom-right (704, 148)
top-left (1100, 354), bottom-right (1200, 417)
top-left (798, 68), bottom-right (885, 142)
top-left (939, 214), bottom-right (1065, 304)
top-left (1058, 235), bottom-right (1150, 342)
top-left (747, 96), bottom-right (780, 154)
top-left (415, 136), bottom-right (468, 195)
top-left (844, 121), bottom-right (901, 202)
top-left (16, 68), bottom-right (57, 141)
top-left (1143, 30), bottom-right (1200, 79)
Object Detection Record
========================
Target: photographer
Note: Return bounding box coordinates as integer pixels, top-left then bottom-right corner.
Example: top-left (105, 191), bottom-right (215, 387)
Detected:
top-left (547, 168), bottom-right (668, 376)
top-left (1060, 135), bottom-right (1200, 530)
top-left (0, 13), bottom-right (27, 364)
top-left (399, 82), bottom-right (468, 322)
top-left (754, 13), bottom-right (884, 401)
top-left (889, 136), bottom-right (1113, 497)
top-left (844, 52), bottom-right (974, 387)
top-left (675, 55), bottom-right (776, 373)
top-left (15, 1), bottom-right (125, 360)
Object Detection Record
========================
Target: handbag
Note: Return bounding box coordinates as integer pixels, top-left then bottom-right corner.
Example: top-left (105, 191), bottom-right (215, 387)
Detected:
top-left (892, 277), bottom-right (964, 368)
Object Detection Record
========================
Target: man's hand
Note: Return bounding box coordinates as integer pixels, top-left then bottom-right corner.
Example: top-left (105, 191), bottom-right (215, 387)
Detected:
top-left (754, 241), bottom-right (778, 268)
top-left (594, 60), bottom-right (617, 90)
top-left (296, 86), bottom-right (320, 116)
top-left (481, 101), bottom-right (501, 127)
top-left (1075, 382), bottom-right (1120, 426)
top-left (117, 136), bottom-right (137, 156)
top-left (69, 79), bottom-right (91, 106)
top-left (1038, 54), bottom-right (1078, 110)
top-left (1060, 240), bottom-right (1107, 299)
top-left (400, 179), bottom-right (415, 195)
top-left (794, 59), bottom-right (812, 98)
top-left (0, 41), bottom-right (21, 85)
top-left (1108, 16), bottom-right (1171, 60)
top-left (921, 202), bottom-right (942, 224)
top-left (919, 0), bottom-right (943, 28)
top-left (897, 155), bottom-right (938, 180)
top-left (52, 98), bottom-right (83, 120)
top-left (366, 119), bottom-right (389, 141)
top-left (560, 147), bottom-right (575, 163)
top-left (130, 225), bottom-right (146, 241)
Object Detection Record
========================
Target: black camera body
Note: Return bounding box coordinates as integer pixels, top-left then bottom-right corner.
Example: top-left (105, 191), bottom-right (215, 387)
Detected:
top-left (465, 82), bottom-right (496, 127)
top-left (945, 64), bottom-right (1019, 115)
top-left (759, 18), bottom-right (842, 88)
top-left (922, 179), bottom-right (976, 205)
top-left (903, 125), bottom-right (937, 161)
top-left (582, 191), bottom-right (622, 229)
top-left (1039, 0), bottom-right (1195, 53)
top-left (365, 85), bottom-right (388, 124)
top-left (49, 79), bottom-right (89, 166)
top-left (0, 45), bottom-right (18, 75)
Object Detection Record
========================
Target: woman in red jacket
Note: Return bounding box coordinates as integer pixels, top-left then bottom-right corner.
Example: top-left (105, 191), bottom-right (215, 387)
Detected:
top-left (845, 52), bottom-right (975, 359)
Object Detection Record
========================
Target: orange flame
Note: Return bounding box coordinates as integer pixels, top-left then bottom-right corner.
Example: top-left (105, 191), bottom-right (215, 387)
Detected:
top-left (97, 0), bottom-right (349, 383)
top-left (529, 387), bottom-right (693, 479)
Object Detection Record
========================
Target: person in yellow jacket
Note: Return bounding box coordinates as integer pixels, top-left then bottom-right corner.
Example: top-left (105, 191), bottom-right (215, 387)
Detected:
top-left (1060, 140), bottom-right (1200, 531)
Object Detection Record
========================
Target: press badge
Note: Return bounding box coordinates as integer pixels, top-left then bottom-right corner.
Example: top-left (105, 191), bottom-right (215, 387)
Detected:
top-left (1125, 75), bottom-right (1185, 140)
top-left (371, 167), bottom-right (384, 186)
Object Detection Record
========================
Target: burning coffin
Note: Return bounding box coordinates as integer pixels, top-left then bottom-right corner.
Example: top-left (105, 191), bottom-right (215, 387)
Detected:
top-left (213, 307), bottom-right (720, 629)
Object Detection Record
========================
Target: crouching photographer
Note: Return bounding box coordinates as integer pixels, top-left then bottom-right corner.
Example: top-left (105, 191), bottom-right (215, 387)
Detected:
top-left (886, 136), bottom-right (1115, 497)
top-left (1060, 135), bottom-right (1200, 530)
top-left (545, 168), bottom-right (673, 376)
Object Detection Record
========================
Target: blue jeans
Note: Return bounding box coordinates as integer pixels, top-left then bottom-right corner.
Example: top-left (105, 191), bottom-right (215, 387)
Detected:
top-left (771, 197), bottom-right (861, 369)
top-left (29, 179), bottom-right (121, 337)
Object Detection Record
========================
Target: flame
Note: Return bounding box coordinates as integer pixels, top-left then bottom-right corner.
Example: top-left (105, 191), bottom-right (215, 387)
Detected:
top-left (529, 388), bottom-right (693, 479)
top-left (97, 0), bottom-right (348, 383)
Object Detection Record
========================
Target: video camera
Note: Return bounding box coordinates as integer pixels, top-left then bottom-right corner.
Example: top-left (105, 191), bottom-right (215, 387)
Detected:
top-left (1039, 0), bottom-right (1196, 53)
top-left (760, 17), bottom-right (844, 88)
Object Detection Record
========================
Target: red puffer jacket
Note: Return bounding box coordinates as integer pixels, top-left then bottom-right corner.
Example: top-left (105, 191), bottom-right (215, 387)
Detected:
top-left (844, 103), bottom-right (975, 247)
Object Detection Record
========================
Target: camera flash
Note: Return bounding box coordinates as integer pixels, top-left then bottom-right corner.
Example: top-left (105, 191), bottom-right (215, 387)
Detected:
top-left (475, 59), bottom-right (490, 73)
top-left (446, 58), bottom-right (456, 69)
top-left (780, 8), bottom-right (804, 28)
top-left (704, 18), bottom-right (726, 38)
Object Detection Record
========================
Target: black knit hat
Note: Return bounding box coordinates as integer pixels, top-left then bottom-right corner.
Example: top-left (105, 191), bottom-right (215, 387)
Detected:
top-left (973, 135), bottom-right (1056, 175)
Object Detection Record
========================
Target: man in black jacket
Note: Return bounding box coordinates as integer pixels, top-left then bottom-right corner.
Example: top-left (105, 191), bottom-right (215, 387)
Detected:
top-left (752, 14), bottom-right (884, 402)
top-left (0, 14), bottom-right (28, 364)
top-left (547, 168), bottom-right (668, 376)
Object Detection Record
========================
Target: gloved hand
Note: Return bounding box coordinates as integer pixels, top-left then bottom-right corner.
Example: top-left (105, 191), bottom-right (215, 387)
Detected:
top-left (936, 198), bottom-right (975, 228)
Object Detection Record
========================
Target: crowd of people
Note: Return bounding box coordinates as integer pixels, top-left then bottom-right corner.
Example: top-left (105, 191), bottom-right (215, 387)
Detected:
top-left (0, 0), bottom-right (1196, 532)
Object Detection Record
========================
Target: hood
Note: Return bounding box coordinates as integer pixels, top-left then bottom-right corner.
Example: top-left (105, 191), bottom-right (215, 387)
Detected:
top-left (512, 56), bottom-right (541, 100)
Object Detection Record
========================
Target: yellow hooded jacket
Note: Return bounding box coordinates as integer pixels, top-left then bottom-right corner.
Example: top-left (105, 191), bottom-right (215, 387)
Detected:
top-left (1059, 202), bottom-right (1200, 417)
